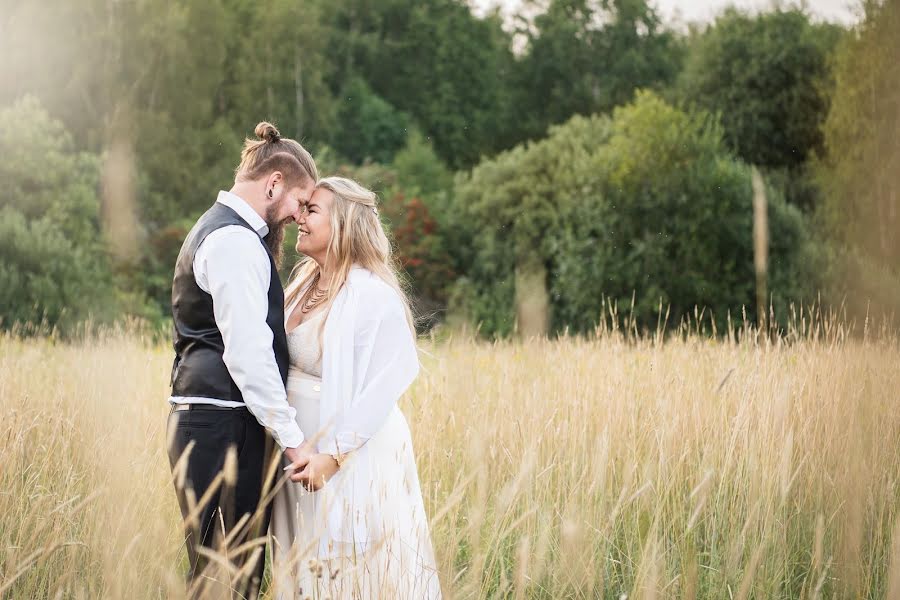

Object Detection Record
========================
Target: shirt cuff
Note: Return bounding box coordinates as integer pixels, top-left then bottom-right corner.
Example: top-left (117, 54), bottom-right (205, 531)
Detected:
top-left (274, 422), bottom-right (305, 451)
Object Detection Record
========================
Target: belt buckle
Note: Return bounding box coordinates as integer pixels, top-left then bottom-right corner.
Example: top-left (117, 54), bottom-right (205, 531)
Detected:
top-left (173, 403), bottom-right (191, 412)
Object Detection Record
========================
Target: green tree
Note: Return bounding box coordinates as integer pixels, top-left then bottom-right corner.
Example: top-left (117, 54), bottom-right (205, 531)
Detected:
top-left (311, 153), bottom-right (458, 323)
top-left (817, 0), bottom-right (900, 320)
top-left (381, 192), bottom-right (456, 326)
top-left (221, 0), bottom-right (336, 143)
top-left (678, 7), bottom-right (842, 172)
top-left (1, 0), bottom-right (342, 319)
top-left (455, 91), bottom-right (819, 337)
top-left (328, 0), bottom-right (516, 168)
top-left (0, 97), bottom-right (115, 331)
top-left (390, 131), bottom-right (461, 280)
top-left (392, 130), bottom-right (455, 204)
top-left (512, 0), bottom-right (682, 142)
top-left (331, 77), bottom-right (411, 164)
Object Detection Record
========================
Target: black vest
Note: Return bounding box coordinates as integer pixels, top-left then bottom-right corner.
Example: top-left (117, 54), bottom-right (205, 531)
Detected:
top-left (170, 202), bottom-right (289, 402)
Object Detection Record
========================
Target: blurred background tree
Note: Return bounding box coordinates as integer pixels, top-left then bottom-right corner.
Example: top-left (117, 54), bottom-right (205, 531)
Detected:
top-left (511, 0), bottom-right (682, 144)
top-left (678, 8), bottom-right (841, 172)
top-left (676, 7), bottom-right (842, 213)
top-left (0, 0), bottom-right (893, 336)
top-left (455, 92), bottom-right (818, 336)
top-left (0, 98), bottom-right (115, 330)
top-left (815, 0), bottom-right (900, 321)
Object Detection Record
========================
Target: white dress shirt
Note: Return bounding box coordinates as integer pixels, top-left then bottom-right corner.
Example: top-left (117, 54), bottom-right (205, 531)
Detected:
top-left (169, 190), bottom-right (304, 450)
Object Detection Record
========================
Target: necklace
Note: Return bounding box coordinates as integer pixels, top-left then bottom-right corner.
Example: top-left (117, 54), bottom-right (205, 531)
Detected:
top-left (300, 275), bottom-right (329, 314)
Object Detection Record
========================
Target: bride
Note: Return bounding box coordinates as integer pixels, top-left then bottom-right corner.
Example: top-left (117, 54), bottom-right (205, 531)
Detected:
top-left (270, 176), bottom-right (442, 599)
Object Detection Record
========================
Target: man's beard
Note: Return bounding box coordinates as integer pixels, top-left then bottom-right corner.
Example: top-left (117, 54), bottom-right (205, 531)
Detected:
top-left (263, 206), bottom-right (290, 268)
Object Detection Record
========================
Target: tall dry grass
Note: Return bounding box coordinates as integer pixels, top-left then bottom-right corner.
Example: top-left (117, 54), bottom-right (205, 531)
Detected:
top-left (1, 320), bottom-right (898, 598)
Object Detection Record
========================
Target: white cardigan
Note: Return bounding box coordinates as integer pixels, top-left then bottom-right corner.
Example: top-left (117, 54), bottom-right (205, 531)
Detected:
top-left (315, 265), bottom-right (419, 454)
top-left (291, 266), bottom-right (421, 547)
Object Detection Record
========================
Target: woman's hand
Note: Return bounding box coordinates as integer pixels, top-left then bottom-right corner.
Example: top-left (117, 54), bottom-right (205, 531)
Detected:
top-left (290, 453), bottom-right (340, 491)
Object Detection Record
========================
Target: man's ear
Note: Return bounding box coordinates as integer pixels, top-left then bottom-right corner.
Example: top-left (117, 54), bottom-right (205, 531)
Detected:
top-left (266, 171), bottom-right (284, 198)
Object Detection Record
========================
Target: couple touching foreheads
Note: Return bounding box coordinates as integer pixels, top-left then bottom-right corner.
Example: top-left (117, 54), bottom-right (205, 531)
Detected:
top-left (166, 122), bottom-right (441, 599)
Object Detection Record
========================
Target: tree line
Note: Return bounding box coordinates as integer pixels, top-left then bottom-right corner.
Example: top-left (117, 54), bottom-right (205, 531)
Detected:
top-left (0, 0), bottom-right (897, 336)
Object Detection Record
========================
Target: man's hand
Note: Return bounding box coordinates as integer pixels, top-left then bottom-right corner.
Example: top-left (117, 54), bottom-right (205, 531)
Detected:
top-left (290, 453), bottom-right (339, 491)
top-left (283, 442), bottom-right (314, 476)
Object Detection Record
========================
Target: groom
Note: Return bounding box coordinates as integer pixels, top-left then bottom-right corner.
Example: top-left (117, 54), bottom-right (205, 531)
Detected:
top-left (167, 123), bottom-right (318, 598)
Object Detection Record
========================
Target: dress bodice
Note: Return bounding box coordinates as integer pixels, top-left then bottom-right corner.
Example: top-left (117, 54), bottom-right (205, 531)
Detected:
top-left (286, 311), bottom-right (324, 378)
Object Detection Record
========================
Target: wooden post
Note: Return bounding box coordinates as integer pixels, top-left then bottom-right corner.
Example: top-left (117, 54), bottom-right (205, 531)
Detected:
top-left (751, 166), bottom-right (769, 331)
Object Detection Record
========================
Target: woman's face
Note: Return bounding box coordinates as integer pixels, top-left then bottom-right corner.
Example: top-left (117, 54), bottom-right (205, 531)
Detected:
top-left (296, 187), bottom-right (334, 263)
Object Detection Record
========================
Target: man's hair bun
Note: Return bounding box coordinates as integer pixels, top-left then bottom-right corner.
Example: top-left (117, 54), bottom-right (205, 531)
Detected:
top-left (255, 121), bottom-right (281, 143)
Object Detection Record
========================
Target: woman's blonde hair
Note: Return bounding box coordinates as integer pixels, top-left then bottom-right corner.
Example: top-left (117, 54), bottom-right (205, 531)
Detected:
top-left (235, 121), bottom-right (318, 184)
top-left (285, 176), bottom-right (415, 334)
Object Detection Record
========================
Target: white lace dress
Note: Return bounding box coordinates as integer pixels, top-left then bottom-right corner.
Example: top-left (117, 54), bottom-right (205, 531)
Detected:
top-left (270, 308), bottom-right (441, 599)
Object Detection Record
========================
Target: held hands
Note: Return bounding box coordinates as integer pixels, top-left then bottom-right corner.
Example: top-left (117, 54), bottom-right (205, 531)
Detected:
top-left (283, 442), bottom-right (314, 477)
top-left (283, 442), bottom-right (340, 491)
top-left (290, 453), bottom-right (340, 491)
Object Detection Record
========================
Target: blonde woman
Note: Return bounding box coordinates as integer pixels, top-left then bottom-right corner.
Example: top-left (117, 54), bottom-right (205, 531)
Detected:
top-left (270, 177), bottom-right (442, 599)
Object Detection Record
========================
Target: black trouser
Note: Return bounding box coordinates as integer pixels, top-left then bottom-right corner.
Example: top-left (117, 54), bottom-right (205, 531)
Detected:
top-left (167, 405), bottom-right (276, 599)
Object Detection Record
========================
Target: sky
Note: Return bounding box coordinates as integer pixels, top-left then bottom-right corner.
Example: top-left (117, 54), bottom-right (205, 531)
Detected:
top-left (471, 0), bottom-right (862, 27)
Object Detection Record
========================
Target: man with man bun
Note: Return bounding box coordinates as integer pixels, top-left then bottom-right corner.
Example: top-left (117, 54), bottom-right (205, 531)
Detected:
top-left (166, 122), bottom-right (317, 598)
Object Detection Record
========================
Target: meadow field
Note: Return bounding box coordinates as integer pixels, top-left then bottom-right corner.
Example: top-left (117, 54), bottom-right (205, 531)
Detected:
top-left (1, 320), bottom-right (899, 599)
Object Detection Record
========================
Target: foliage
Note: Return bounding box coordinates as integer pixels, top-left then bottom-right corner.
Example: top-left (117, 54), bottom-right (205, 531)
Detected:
top-left (390, 131), bottom-right (464, 304)
top-left (816, 0), bottom-right (900, 320)
top-left (392, 130), bottom-right (455, 206)
top-left (0, 0), bottom-right (861, 337)
top-left (0, 97), bottom-right (115, 330)
top-left (511, 0), bottom-right (683, 143)
top-left (677, 7), bottom-right (842, 172)
top-left (456, 92), bottom-right (819, 336)
top-left (315, 151), bottom-right (458, 325)
top-left (339, 0), bottom-right (517, 168)
top-left (381, 193), bottom-right (456, 325)
top-left (331, 77), bottom-right (411, 164)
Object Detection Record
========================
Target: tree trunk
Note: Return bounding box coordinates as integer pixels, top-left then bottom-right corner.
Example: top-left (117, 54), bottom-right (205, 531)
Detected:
top-left (294, 45), bottom-right (304, 138)
top-left (266, 41), bottom-right (274, 116)
top-left (515, 254), bottom-right (549, 338)
top-left (751, 166), bottom-right (769, 330)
